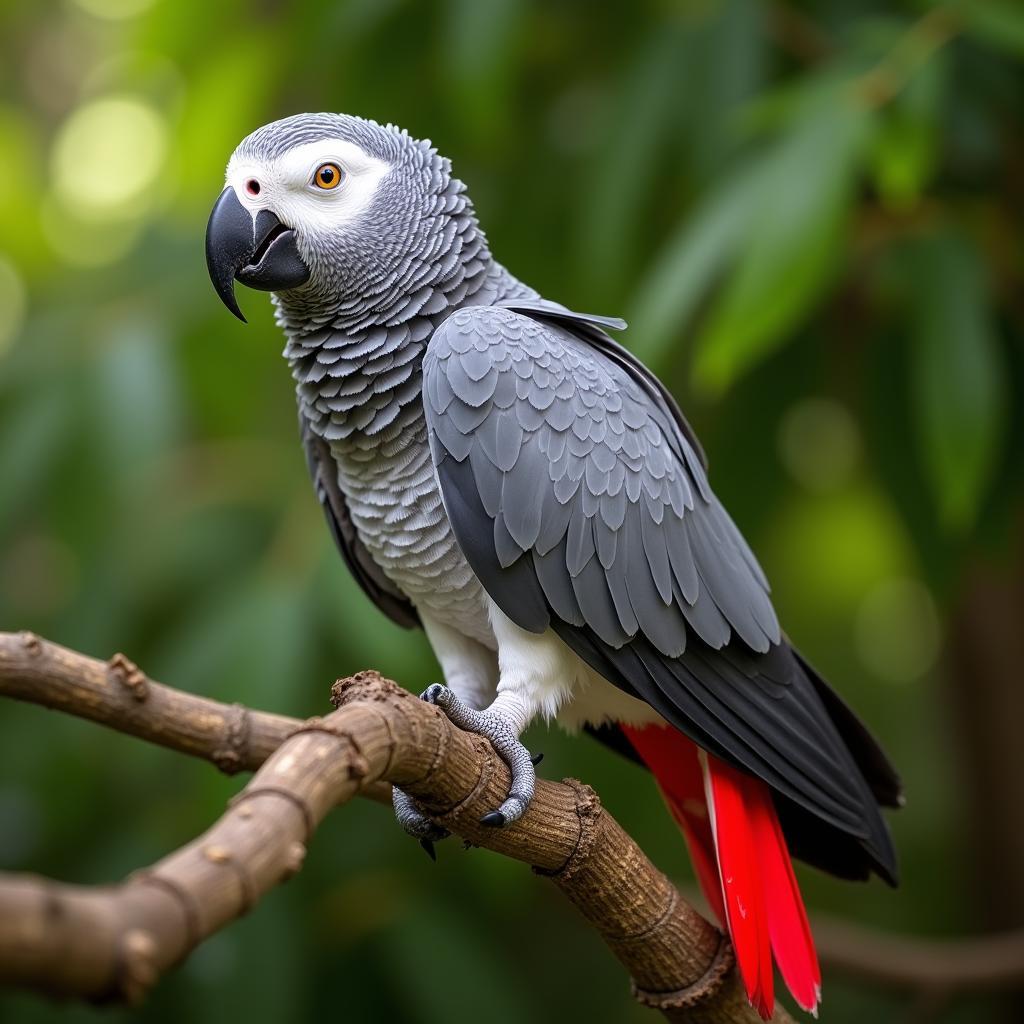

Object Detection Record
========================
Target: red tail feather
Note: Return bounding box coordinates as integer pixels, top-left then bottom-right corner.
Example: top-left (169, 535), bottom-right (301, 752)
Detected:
top-left (623, 724), bottom-right (821, 1018)
top-left (704, 754), bottom-right (775, 1016)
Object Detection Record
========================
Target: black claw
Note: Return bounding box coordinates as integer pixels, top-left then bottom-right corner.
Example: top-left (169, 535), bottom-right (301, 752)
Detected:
top-left (419, 838), bottom-right (437, 861)
top-left (531, 751), bottom-right (544, 766)
top-left (420, 683), bottom-right (445, 704)
top-left (480, 810), bottom-right (506, 828)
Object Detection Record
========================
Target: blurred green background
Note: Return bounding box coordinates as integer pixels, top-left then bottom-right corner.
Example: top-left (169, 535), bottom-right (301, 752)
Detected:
top-left (1, 0), bottom-right (1022, 1021)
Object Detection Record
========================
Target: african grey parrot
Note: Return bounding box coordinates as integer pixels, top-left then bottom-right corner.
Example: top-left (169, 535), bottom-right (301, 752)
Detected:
top-left (205, 112), bottom-right (900, 1017)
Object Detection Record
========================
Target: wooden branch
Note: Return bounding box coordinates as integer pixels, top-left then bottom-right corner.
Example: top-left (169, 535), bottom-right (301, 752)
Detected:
top-left (0, 632), bottom-right (774, 1022)
top-left (812, 914), bottom-right (1024, 994)
top-left (0, 630), bottom-right (388, 807)
top-left (3, 632), bottom-right (1024, 1018)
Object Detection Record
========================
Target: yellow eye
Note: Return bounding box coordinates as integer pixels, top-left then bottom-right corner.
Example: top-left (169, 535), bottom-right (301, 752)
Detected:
top-left (313, 162), bottom-right (343, 190)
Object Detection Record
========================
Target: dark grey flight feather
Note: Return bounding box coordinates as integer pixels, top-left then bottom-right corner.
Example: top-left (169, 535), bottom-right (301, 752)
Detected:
top-left (299, 411), bottom-right (420, 629)
top-left (423, 304), bottom-right (899, 884)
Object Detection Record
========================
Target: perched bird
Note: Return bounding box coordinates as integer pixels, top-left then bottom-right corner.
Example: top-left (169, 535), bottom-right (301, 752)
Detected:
top-left (206, 113), bottom-right (901, 1018)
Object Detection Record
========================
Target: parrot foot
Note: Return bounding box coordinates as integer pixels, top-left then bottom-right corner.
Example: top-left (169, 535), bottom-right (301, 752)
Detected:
top-left (420, 683), bottom-right (536, 828)
top-left (392, 785), bottom-right (450, 860)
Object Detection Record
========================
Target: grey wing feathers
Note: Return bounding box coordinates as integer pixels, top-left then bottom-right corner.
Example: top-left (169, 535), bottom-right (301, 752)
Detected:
top-left (499, 298), bottom-right (708, 470)
top-left (423, 304), bottom-right (897, 883)
top-left (424, 305), bottom-right (778, 657)
top-left (299, 412), bottom-right (420, 630)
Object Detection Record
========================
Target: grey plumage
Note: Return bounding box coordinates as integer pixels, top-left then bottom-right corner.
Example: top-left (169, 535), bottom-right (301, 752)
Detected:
top-left (421, 304), bottom-right (897, 878)
top-left (216, 112), bottom-right (900, 884)
top-left (423, 305), bottom-right (779, 658)
top-left (300, 411), bottom-right (419, 629)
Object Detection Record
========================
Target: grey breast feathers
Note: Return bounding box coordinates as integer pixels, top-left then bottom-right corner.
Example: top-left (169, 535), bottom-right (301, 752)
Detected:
top-left (299, 410), bottom-right (419, 629)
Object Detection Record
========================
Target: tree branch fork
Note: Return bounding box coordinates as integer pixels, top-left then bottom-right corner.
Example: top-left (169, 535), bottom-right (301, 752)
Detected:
top-left (1, 631), bottom-right (1022, 1021)
top-left (0, 630), bottom-right (758, 1023)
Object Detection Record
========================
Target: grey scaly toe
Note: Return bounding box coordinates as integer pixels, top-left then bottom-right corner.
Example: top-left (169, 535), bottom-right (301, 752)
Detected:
top-left (420, 684), bottom-right (537, 827)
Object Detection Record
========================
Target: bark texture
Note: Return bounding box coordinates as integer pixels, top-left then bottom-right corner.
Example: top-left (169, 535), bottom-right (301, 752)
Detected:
top-left (0, 631), bottom-right (781, 1023)
top-left (3, 631), bottom-right (1024, 1019)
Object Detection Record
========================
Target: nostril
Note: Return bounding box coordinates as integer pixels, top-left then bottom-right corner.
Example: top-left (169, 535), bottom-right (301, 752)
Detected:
top-left (245, 178), bottom-right (261, 197)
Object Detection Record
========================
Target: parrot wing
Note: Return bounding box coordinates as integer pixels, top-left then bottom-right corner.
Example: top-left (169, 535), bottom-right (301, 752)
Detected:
top-left (299, 410), bottom-right (420, 630)
top-left (422, 304), bottom-right (898, 883)
top-left (496, 297), bottom-right (708, 471)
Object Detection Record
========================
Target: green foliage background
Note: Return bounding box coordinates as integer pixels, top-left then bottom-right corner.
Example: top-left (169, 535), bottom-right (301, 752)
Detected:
top-left (0, 1), bottom-right (1022, 1021)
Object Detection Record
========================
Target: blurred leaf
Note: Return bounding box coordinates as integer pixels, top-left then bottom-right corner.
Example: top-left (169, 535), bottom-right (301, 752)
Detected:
top-left (90, 319), bottom-right (183, 481)
top-left (580, 0), bottom-right (766, 298)
top-left (769, 485), bottom-right (915, 615)
top-left (691, 100), bottom-right (872, 393)
top-left (172, 30), bottom-right (280, 213)
top-left (385, 901), bottom-right (536, 1023)
top-left (0, 105), bottom-right (45, 270)
top-left (577, 20), bottom-right (697, 295)
top-left (0, 386), bottom-right (73, 536)
top-left (907, 231), bottom-right (1007, 531)
top-left (154, 575), bottom-right (313, 712)
top-left (956, 0), bottom-right (1024, 58)
top-left (334, 0), bottom-right (412, 39)
top-left (627, 161), bottom-right (764, 366)
top-left (868, 46), bottom-right (946, 208)
top-left (683, 0), bottom-right (767, 177)
top-left (442, 0), bottom-right (525, 141)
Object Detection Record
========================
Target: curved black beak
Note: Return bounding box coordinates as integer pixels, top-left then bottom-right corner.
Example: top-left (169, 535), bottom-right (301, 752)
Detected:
top-left (205, 187), bottom-right (310, 323)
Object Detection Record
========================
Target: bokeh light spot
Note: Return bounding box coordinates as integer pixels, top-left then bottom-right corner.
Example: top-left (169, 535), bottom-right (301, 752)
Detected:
top-left (40, 194), bottom-right (141, 267)
top-left (0, 255), bottom-right (26, 356)
top-left (71, 0), bottom-right (158, 20)
top-left (769, 485), bottom-right (912, 616)
top-left (855, 577), bottom-right (942, 684)
top-left (778, 397), bottom-right (861, 492)
top-left (51, 95), bottom-right (167, 219)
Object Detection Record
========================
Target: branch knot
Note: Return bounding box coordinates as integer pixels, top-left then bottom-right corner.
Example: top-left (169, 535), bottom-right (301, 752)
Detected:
top-left (116, 929), bottom-right (158, 1005)
top-left (107, 653), bottom-right (149, 702)
top-left (330, 670), bottom-right (403, 707)
top-left (211, 703), bottom-right (250, 774)
top-left (534, 778), bottom-right (602, 881)
top-left (19, 631), bottom-right (42, 656)
top-left (631, 931), bottom-right (735, 1011)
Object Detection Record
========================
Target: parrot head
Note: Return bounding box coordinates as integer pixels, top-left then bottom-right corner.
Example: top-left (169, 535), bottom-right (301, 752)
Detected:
top-left (205, 112), bottom-right (456, 323)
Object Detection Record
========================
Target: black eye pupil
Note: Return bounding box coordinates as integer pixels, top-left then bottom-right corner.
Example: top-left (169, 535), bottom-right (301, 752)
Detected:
top-left (320, 167), bottom-right (335, 183)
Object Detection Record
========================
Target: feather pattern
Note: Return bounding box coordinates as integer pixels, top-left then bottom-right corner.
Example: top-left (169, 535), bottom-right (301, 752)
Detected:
top-left (423, 304), bottom-right (898, 886)
top-left (237, 115), bottom-right (901, 1018)
top-left (424, 306), bottom-right (780, 656)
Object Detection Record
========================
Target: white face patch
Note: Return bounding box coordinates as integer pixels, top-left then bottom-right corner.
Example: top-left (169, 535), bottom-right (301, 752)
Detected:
top-left (225, 138), bottom-right (391, 235)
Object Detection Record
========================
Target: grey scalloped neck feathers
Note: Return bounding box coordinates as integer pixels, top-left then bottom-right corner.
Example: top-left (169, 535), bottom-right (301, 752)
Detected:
top-left (244, 114), bottom-right (534, 442)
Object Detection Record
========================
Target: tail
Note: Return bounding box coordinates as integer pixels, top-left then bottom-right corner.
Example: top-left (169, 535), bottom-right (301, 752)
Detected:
top-left (623, 723), bottom-right (821, 1019)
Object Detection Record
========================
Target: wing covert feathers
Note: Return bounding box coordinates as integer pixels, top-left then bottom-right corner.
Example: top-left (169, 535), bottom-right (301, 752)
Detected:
top-left (424, 305), bottom-right (780, 657)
